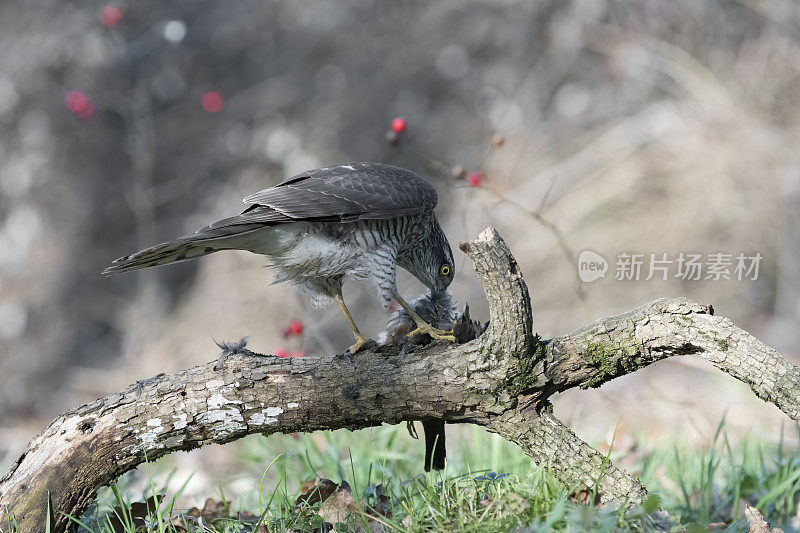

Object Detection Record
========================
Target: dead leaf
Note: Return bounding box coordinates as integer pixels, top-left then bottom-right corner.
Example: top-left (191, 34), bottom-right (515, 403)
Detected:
top-left (205, 497), bottom-right (230, 518)
top-left (569, 489), bottom-right (603, 507)
top-left (183, 496), bottom-right (231, 528)
top-left (306, 481), bottom-right (390, 532)
top-left (319, 483), bottom-right (359, 525)
top-left (296, 478), bottom-right (340, 507)
top-left (745, 505), bottom-right (770, 533)
top-left (106, 494), bottom-right (163, 532)
top-left (235, 510), bottom-right (259, 522)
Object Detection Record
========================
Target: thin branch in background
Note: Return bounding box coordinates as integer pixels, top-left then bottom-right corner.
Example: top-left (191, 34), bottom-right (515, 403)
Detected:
top-left (402, 144), bottom-right (590, 312)
top-left (481, 184), bottom-right (588, 309)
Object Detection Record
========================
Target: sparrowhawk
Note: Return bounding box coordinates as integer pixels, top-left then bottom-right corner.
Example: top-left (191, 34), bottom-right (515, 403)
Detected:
top-left (104, 162), bottom-right (456, 352)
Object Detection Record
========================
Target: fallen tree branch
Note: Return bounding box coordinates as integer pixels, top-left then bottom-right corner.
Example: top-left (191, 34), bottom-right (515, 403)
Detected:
top-left (1, 227), bottom-right (796, 531)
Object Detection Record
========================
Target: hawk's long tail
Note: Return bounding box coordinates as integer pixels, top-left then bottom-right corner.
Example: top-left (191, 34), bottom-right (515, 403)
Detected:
top-left (102, 223), bottom-right (268, 275)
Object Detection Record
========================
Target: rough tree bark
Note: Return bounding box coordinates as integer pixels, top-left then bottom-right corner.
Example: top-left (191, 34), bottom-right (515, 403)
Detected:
top-left (1, 226), bottom-right (798, 532)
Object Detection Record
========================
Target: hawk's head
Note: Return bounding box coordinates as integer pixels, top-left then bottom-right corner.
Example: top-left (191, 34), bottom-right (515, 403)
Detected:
top-left (400, 217), bottom-right (454, 292)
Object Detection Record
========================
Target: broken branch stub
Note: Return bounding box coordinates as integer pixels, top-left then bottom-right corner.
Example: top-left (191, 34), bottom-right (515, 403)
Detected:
top-left (459, 227), bottom-right (534, 356)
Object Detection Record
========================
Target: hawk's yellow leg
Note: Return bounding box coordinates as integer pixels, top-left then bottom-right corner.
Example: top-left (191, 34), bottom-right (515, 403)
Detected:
top-left (394, 294), bottom-right (456, 342)
top-left (335, 295), bottom-right (369, 353)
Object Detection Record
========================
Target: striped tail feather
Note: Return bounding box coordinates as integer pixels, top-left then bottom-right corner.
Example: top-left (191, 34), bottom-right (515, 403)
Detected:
top-left (102, 222), bottom-right (267, 275)
top-left (103, 239), bottom-right (218, 274)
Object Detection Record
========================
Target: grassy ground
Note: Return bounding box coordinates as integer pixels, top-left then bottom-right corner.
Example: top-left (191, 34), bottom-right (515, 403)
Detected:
top-left (27, 420), bottom-right (800, 532)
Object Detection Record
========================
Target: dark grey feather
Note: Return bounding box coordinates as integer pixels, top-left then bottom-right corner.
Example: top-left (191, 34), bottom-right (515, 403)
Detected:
top-left (242, 162), bottom-right (438, 221)
top-left (213, 337), bottom-right (254, 370)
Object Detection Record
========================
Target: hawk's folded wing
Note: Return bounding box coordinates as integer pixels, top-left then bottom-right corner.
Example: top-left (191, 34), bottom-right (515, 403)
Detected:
top-left (242, 162), bottom-right (438, 221)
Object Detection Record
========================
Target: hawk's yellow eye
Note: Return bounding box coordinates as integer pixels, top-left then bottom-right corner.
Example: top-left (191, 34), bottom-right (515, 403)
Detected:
top-left (440, 265), bottom-right (451, 277)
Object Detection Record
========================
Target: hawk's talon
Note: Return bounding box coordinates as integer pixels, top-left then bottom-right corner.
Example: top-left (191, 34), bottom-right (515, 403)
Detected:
top-left (393, 294), bottom-right (456, 343)
top-left (346, 335), bottom-right (374, 354)
top-left (408, 323), bottom-right (456, 343)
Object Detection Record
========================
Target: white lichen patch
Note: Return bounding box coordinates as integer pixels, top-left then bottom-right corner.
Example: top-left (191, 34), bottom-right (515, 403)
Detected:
top-left (265, 406), bottom-right (283, 417)
top-left (198, 408), bottom-right (247, 438)
top-left (206, 379), bottom-right (224, 389)
top-left (173, 413), bottom-right (188, 430)
top-left (139, 418), bottom-right (164, 448)
top-left (250, 412), bottom-right (280, 425)
top-left (250, 407), bottom-right (283, 425)
top-left (287, 402), bottom-right (300, 408)
top-left (206, 408), bottom-right (243, 424)
top-left (207, 393), bottom-right (242, 409)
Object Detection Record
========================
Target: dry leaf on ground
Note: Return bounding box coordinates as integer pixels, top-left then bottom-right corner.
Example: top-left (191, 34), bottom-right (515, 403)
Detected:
top-left (106, 494), bottom-right (163, 532)
top-left (745, 505), bottom-right (774, 533)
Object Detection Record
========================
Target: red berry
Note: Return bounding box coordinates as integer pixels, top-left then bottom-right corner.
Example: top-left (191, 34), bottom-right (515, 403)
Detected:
top-left (274, 348), bottom-right (289, 358)
top-left (65, 91), bottom-right (87, 110)
top-left (467, 172), bottom-right (482, 187)
top-left (288, 319), bottom-right (304, 336)
top-left (77, 102), bottom-right (95, 118)
top-left (390, 117), bottom-right (406, 133)
top-left (201, 91), bottom-right (223, 113)
top-left (65, 91), bottom-right (94, 118)
top-left (100, 5), bottom-right (122, 27)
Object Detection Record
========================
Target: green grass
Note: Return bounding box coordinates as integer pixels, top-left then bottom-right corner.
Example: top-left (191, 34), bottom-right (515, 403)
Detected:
top-left (38, 422), bottom-right (800, 532)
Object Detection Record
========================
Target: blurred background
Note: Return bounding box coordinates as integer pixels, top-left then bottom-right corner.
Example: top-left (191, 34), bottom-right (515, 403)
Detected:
top-left (1, 0), bottom-right (800, 506)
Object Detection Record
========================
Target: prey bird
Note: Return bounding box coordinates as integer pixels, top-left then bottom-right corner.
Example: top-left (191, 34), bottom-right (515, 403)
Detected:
top-left (383, 289), bottom-right (462, 471)
top-left (104, 162), bottom-right (456, 352)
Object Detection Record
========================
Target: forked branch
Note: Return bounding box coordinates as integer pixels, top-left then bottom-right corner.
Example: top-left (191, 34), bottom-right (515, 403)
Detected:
top-left (1, 227), bottom-right (797, 532)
